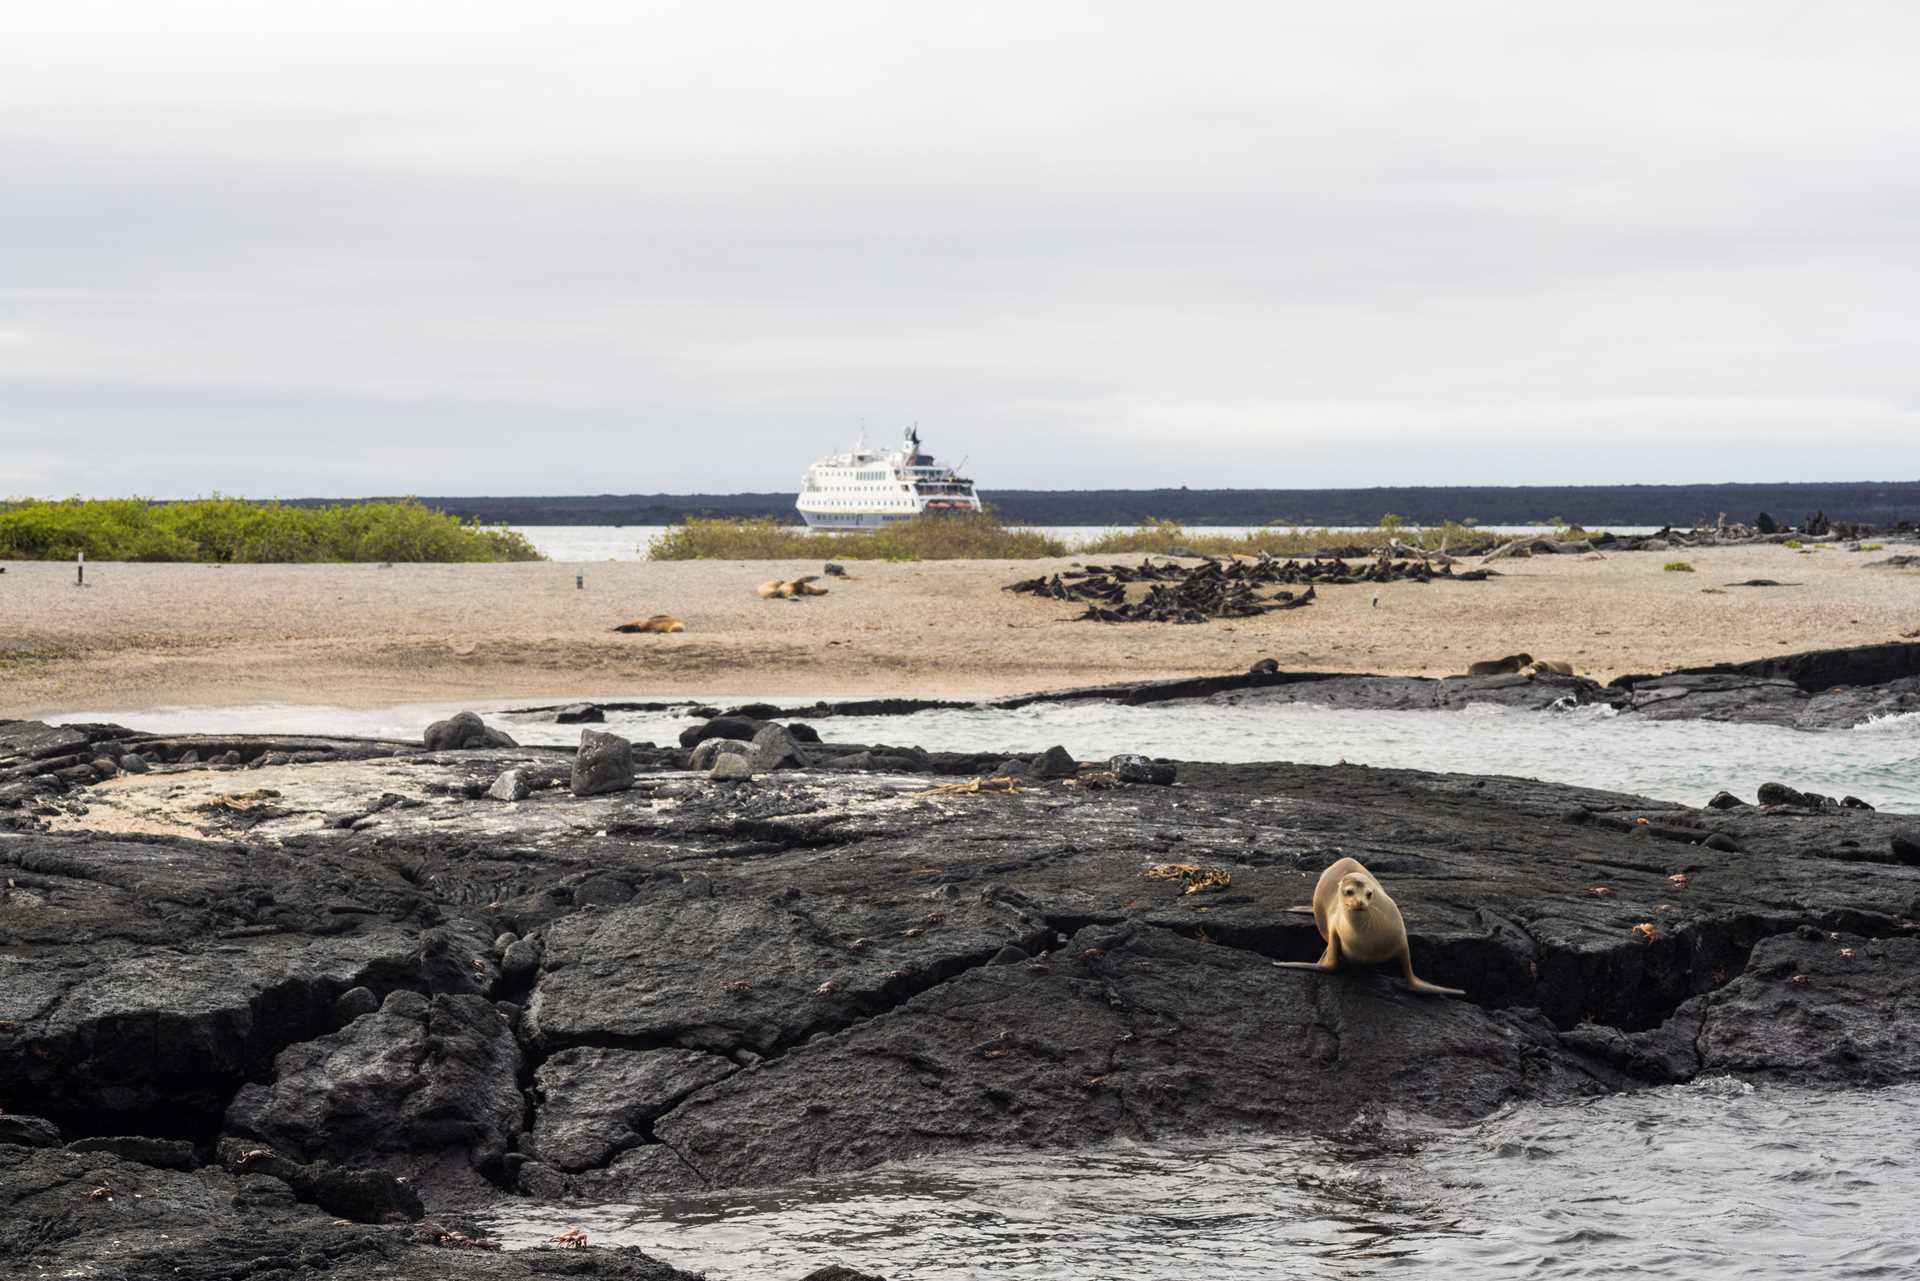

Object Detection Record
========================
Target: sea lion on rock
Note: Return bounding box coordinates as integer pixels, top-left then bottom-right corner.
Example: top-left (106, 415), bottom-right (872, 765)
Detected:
top-left (1273, 857), bottom-right (1464, 997)
top-left (756, 576), bottom-right (829, 600)
top-left (611, 614), bottom-right (685, 633)
top-left (1466, 653), bottom-right (1532, 676)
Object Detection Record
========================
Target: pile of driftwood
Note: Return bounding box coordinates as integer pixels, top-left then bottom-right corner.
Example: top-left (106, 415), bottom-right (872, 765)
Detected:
top-left (1006, 551), bottom-right (1490, 623)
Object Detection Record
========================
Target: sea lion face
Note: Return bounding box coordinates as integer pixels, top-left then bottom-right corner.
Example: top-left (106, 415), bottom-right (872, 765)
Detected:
top-left (1338, 872), bottom-right (1376, 913)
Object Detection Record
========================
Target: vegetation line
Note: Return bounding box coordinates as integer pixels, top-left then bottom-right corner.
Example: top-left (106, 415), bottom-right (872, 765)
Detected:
top-left (646, 513), bottom-right (1535, 560)
top-left (0, 497), bottom-right (543, 562)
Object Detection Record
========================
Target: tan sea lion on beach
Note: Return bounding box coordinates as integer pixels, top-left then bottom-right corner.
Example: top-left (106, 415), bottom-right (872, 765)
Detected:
top-left (756, 576), bottom-right (829, 600)
top-left (1466, 653), bottom-right (1532, 676)
top-left (1528, 659), bottom-right (1573, 676)
top-left (1273, 857), bottom-right (1464, 997)
top-left (612, 614), bottom-right (685, 633)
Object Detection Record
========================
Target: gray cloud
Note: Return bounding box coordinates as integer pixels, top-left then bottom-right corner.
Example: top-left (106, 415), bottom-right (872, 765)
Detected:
top-left (3, 0), bottom-right (1915, 496)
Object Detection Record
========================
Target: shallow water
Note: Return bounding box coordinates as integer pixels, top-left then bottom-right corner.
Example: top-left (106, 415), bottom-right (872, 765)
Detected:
top-left (512, 524), bottom-right (1666, 561)
top-left (471, 1081), bottom-right (1920, 1280)
top-left (59, 697), bottom-right (1920, 813)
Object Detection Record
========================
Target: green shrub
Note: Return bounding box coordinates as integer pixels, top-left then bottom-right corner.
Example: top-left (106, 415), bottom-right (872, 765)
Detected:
top-left (1783, 539), bottom-right (1803, 549)
top-left (1664, 561), bottom-right (1695, 573)
top-left (0, 497), bottom-right (542, 562)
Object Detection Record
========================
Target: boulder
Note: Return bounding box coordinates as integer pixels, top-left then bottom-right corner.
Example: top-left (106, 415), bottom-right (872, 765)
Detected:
top-left (555, 703), bottom-right (605, 724)
top-left (1109, 753), bottom-right (1176, 785)
top-left (689, 738), bottom-right (753, 771)
top-left (117, 754), bottom-right (150, 775)
top-left (572, 729), bottom-right (635, 798)
top-left (710, 754), bottom-right (755, 782)
top-left (421, 711), bottom-right (517, 752)
top-left (679, 715), bottom-right (763, 749)
top-left (224, 990), bottom-right (523, 1190)
top-left (525, 1046), bottom-right (736, 1172)
top-left (1705, 791), bottom-right (1748, 810)
top-left (1891, 829), bottom-right (1920, 866)
top-left (1027, 745), bottom-right (1078, 779)
top-left (749, 723), bottom-right (811, 772)
top-left (328, 986), bottom-right (380, 1029)
top-left (0, 1114), bottom-right (61, 1148)
top-left (1756, 781), bottom-right (1831, 809)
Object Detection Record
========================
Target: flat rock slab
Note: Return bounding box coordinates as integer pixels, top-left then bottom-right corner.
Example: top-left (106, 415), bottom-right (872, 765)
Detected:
top-left (528, 894), bottom-right (1043, 1054)
top-left (659, 922), bottom-right (1582, 1188)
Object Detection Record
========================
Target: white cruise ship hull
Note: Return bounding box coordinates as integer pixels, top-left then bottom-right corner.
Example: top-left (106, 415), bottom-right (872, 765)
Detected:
top-left (794, 427), bottom-right (981, 531)
top-left (799, 510), bottom-right (918, 529)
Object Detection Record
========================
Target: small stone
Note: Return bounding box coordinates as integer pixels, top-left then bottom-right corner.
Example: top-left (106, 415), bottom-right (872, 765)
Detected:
top-left (1705, 791), bottom-right (1748, 810)
top-left (1703, 832), bottom-right (1739, 853)
top-left (494, 932), bottom-right (519, 953)
top-left (501, 937), bottom-right (541, 978)
top-left (90, 757), bottom-right (118, 778)
top-left (487, 769), bottom-right (532, 802)
top-left (218, 750), bottom-right (243, 767)
top-left (987, 945), bottom-right (1029, 966)
top-left (117, 754), bottom-right (150, 775)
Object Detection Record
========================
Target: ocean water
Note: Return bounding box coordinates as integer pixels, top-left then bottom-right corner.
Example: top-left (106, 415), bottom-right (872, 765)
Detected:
top-left (511, 525), bottom-right (1667, 562)
top-left (59, 697), bottom-right (1920, 813)
top-left (472, 1080), bottom-right (1920, 1280)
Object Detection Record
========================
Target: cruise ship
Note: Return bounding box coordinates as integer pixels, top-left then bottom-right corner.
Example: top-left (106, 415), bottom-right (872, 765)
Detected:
top-left (795, 428), bottom-right (982, 529)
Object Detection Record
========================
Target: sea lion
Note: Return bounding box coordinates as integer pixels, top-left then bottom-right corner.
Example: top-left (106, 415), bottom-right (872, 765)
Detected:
top-left (756, 576), bottom-right (829, 600)
top-left (1273, 856), bottom-right (1464, 997)
top-left (1527, 658), bottom-right (1573, 676)
top-left (611, 614), bottom-right (685, 633)
top-left (1466, 653), bottom-right (1531, 676)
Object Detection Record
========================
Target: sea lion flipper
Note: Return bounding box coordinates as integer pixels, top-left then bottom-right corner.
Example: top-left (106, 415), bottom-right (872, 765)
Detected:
top-left (1285, 904), bottom-right (1314, 914)
top-left (1398, 950), bottom-right (1465, 998)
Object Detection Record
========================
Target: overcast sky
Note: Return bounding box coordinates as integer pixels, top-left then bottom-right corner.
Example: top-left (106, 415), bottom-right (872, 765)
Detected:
top-left (3, 1), bottom-right (1915, 497)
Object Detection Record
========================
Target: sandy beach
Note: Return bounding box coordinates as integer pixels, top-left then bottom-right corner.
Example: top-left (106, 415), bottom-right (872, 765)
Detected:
top-left (2, 546), bottom-right (1915, 716)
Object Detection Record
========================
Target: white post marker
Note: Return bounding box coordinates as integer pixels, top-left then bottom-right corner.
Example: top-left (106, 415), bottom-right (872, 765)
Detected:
top-left (77, 551), bottom-right (85, 588)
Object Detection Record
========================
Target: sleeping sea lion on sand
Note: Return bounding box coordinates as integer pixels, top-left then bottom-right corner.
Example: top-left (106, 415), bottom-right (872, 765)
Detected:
top-left (1527, 658), bottom-right (1573, 676)
top-left (756, 576), bottom-right (829, 600)
top-left (611, 614), bottom-right (685, 633)
top-left (1273, 856), bottom-right (1464, 997)
top-left (1466, 653), bottom-right (1532, 676)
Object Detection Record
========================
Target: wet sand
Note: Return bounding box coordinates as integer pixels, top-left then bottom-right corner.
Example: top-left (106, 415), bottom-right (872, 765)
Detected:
top-left (3, 547), bottom-right (1915, 716)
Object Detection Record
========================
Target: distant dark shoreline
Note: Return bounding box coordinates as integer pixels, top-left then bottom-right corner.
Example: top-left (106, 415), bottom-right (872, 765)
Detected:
top-left (275, 481), bottom-right (1920, 527)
